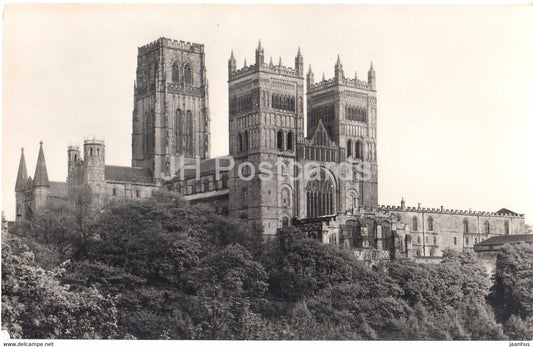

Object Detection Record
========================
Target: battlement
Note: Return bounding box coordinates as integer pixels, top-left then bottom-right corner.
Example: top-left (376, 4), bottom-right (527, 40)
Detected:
top-left (309, 75), bottom-right (372, 93)
top-left (378, 204), bottom-right (525, 218)
top-left (68, 145), bottom-right (80, 151)
top-left (83, 137), bottom-right (105, 147)
top-left (230, 62), bottom-right (302, 80)
top-left (138, 37), bottom-right (204, 56)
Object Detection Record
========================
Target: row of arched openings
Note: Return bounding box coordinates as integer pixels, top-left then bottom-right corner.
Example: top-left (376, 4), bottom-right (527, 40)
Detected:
top-left (171, 61), bottom-right (193, 86)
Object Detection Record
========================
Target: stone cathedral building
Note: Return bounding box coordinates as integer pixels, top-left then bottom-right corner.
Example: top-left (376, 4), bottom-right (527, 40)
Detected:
top-left (15, 37), bottom-right (526, 260)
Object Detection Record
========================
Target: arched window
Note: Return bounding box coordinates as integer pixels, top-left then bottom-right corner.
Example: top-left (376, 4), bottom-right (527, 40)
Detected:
top-left (504, 221), bottom-right (510, 235)
top-left (412, 216), bottom-right (418, 231)
top-left (277, 130), bottom-right (284, 150)
top-left (203, 179), bottom-right (210, 192)
top-left (346, 191), bottom-right (358, 211)
top-left (347, 139), bottom-right (353, 157)
top-left (286, 131), bottom-right (293, 151)
top-left (463, 219), bottom-right (469, 233)
top-left (282, 217), bottom-right (289, 228)
top-left (172, 61), bottom-right (180, 82)
top-left (184, 111), bottom-right (193, 155)
top-left (485, 220), bottom-right (490, 234)
top-left (183, 63), bottom-right (192, 86)
top-left (241, 187), bottom-right (248, 208)
top-left (305, 168), bottom-right (335, 218)
top-left (238, 133), bottom-right (243, 152)
top-left (244, 130), bottom-right (249, 151)
top-left (221, 174), bottom-right (228, 188)
top-left (355, 141), bottom-right (361, 159)
top-left (175, 109), bottom-right (183, 152)
top-left (428, 216), bottom-right (434, 231)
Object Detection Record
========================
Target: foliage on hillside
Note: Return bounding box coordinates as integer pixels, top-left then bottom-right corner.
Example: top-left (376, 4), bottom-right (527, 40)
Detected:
top-left (2, 190), bottom-right (531, 339)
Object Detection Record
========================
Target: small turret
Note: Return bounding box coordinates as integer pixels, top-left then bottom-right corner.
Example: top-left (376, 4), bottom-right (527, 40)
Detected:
top-left (368, 62), bottom-right (376, 90)
top-left (335, 55), bottom-right (344, 82)
top-left (278, 57), bottom-right (282, 67)
top-left (306, 65), bottom-right (314, 90)
top-left (255, 39), bottom-right (264, 66)
top-left (295, 47), bottom-right (303, 77)
top-left (15, 148), bottom-right (28, 192)
top-left (243, 58), bottom-right (247, 67)
top-left (68, 146), bottom-right (80, 172)
top-left (228, 50), bottom-right (236, 79)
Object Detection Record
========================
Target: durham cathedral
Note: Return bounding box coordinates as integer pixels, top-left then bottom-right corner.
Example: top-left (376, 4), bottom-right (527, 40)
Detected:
top-left (14, 37), bottom-right (525, 261)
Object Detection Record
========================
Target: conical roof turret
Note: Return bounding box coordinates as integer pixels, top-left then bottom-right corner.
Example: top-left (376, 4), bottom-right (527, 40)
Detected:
top-left (33, 141), bottom-right (50, 187)
top-left (15, 148), bottom-right (28, 192)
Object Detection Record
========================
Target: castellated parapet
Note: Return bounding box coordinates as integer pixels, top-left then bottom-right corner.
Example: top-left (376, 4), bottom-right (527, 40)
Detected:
top-left (138, 37), bottom-right (204, 56)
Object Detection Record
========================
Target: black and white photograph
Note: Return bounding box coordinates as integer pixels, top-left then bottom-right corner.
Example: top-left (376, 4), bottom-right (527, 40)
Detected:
top-left (1, 3), bottom-right (532, 343)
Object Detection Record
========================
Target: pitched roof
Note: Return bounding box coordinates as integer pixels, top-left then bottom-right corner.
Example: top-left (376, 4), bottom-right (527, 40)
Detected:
top-left (33, 142), bottom-right (50, 187)
top-left (475, 234), bottom-right (533, 247)
top-left (15, 148), bottom-right (28, 191)
top-left (174, 157), bottom-right (232, 180)
top-left (49, 181), bottom-right (68, 199)
top-left (496, 208), bottom-right (520, 216)
top-left (104, 165), bottom-right (153, 184)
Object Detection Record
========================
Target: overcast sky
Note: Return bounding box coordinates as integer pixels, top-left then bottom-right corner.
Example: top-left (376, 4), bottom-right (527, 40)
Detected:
top-left (2, 4), bottom-right (532, 224)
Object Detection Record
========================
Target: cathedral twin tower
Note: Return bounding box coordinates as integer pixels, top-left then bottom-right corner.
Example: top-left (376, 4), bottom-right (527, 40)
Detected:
top-left (131, 37), bottom-right (377, 233)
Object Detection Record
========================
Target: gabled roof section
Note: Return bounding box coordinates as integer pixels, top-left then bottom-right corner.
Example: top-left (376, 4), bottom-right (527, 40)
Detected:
top-left (307, 119), bottom-right (335, 147)
top-left (49, 181), bottom-right (68, 199)
top-left (104, 165), bottom-right (153, 184)
top-left (496, 208), bottom-right (519, 216)
top-left (475, 234), bottom-right (533, 247)
top-left (15, 148), bottom-right (28, 191)
top-left (33, 142), bottom-right (50, 187)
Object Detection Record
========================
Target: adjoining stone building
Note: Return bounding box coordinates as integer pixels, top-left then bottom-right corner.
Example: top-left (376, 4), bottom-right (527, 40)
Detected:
top-left (14, 37), bottom-right (526, 261)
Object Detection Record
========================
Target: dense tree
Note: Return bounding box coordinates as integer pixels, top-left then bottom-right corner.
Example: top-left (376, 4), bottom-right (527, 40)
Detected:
top-left (488, 243), bottom-right (533, 340)
top-left (1, 231), bottom-right (118, 339)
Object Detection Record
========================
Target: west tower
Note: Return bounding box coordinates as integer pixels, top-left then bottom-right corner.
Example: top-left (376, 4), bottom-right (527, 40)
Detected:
top-left (228, 41), bottom-right (305, 235)
top-left (132, 37), bottom-right (210, 181)
top-left (306, 58), bottom-right (378, 206)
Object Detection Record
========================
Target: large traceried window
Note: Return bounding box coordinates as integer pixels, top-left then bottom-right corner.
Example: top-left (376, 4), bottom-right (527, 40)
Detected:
top-left (306, 168), bottom-right (335, 218)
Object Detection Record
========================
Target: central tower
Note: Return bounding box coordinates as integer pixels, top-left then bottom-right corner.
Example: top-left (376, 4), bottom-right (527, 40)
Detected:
top-left (228, 41), bottom-right (305, 234)
top-left (132, 37), bottom-right (210, 180)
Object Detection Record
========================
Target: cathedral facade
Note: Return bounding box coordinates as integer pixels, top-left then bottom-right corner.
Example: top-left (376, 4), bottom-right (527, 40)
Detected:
top-left (15, 37), bottom-right (526, 260)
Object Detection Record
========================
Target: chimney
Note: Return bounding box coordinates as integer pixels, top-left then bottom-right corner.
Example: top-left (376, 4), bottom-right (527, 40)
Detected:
top-left (401, 197), bottom-right (405, 209)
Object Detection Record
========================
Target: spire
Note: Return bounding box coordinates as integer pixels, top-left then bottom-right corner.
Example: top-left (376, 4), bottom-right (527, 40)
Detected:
top-left (368, 61), bottom-right (376, 90)
top-left (255, 40), bottom-right (264, 65)
top-left (278, 57), bottom-right (282, 66)
top-left (335, 54), bottom-right (344, 81)
top-left (229, 50), bottom-right (235, 62)
top-left (33, 141), bottom-right (50, 187)
top-left (308, 64), bottom-right (313, 74)
top-left (15, 147), bottom-right (28, 192)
